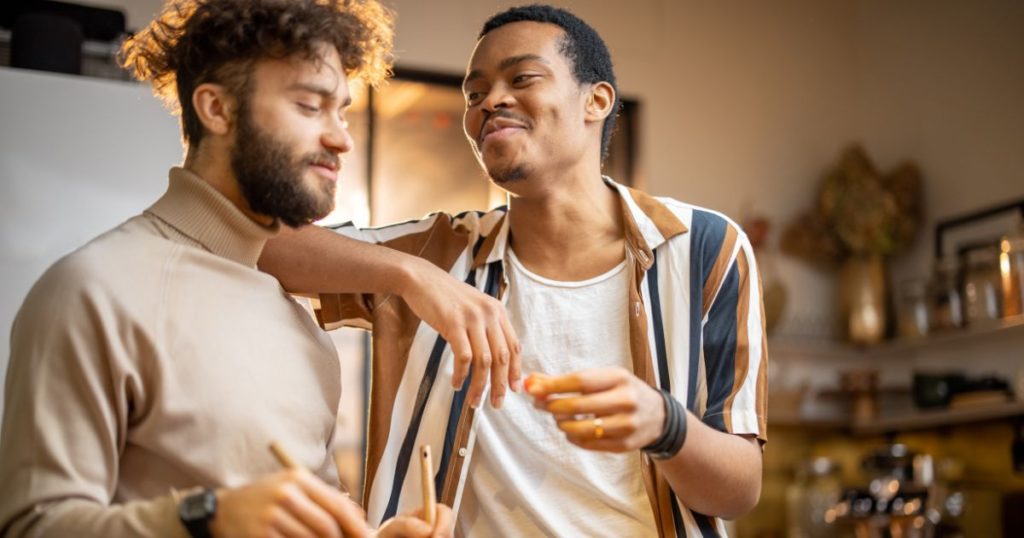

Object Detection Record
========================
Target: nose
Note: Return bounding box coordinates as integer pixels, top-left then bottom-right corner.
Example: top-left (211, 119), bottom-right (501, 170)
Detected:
top-left (480, 83), bottom-right (514, 113)
top-left (469, 84), bottom-right (514, 142)
top-left (322, 116), bottom-right (354, 155)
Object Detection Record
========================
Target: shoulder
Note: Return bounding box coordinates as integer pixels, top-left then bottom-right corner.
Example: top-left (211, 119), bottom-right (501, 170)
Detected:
top-left (653, 197), bottom-right (750, 254)
top-left (17, 217), bottom-right (178, 326)
top-left (656, 197), bottom-right (743, 235)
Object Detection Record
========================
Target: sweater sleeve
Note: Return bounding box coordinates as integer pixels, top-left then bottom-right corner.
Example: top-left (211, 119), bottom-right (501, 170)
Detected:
top-left (0, 258), bottom-right (188, 538)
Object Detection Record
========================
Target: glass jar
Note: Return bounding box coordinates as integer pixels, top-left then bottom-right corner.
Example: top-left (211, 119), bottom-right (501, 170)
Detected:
top-left (1000, 235), bottom-right (1024, 318)
top-left (786, 457), bottom-right (843, 538)
top-left (931, 256), bottom-right (964, 330)
top-left (897, 277), bottom-right (931, 339)
top-left (963, 247), bottom-right (1002, 325)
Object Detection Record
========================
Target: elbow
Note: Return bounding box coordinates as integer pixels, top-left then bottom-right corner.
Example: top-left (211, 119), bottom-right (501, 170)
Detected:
top-left (720, 475), bottom-right (762, 520)
top-left (737, 486), bottom-right (763, 519)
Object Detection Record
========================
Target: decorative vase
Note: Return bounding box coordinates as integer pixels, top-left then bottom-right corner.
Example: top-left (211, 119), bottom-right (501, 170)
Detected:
top-left (838, 255), bottom-right (887, 346)
top-left (753, 248), bottom-right (787, 334)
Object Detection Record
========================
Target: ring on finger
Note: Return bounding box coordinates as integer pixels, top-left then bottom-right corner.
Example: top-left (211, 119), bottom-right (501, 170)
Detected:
top-left (593, 417), bottom-right (605, 440)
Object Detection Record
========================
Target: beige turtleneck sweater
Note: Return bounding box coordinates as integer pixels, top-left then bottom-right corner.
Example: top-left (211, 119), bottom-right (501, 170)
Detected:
top-left (0, 168), bottom-right (343, 537)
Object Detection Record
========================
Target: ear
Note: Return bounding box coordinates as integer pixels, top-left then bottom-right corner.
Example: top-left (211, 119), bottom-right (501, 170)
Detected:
top-left (584, 81), bottom-right (616, 123)
top-left (192, 82), bottom-right (235, 137)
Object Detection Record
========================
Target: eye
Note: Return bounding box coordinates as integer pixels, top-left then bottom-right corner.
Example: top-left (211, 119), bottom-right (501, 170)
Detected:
top-left (512, 74), bottom-right (536, 85)
top-left (297, 103), bottom-right (321, 114)
top-left (465, 92), bottom-right (484, 106)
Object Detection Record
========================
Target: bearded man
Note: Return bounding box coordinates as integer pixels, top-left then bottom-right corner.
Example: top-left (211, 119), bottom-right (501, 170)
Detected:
top-left (0, 1), bottom-right (466, 537)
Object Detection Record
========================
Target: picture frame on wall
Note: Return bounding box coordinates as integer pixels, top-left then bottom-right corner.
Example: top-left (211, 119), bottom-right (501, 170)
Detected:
top-left (934, 198), bottom-right (1024, 261)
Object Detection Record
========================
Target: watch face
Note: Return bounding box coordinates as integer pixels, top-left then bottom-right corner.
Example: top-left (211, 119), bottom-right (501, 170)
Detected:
top-left (182, 490), bottom-right (215, 520)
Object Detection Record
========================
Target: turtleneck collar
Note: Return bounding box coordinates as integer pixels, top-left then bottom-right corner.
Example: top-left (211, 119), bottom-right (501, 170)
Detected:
top-left (145, 167), bottom-right (280, 267)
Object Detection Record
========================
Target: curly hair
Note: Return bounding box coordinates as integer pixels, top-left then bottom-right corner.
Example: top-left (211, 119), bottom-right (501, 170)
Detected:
top-left (481, 4), bottom-right (619, 161)
top-left (120, 0), bottom-right (394, 146)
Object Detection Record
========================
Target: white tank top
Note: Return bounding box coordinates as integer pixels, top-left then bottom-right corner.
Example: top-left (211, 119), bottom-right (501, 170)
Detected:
top-left (457, 248), bottom-right (657, 537)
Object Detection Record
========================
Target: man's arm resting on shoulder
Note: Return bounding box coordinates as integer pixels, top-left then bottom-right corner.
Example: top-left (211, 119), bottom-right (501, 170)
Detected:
top-left (260, 225), bottom-right (522, 407)
top-left (260, 225), bottom-right (432, 296)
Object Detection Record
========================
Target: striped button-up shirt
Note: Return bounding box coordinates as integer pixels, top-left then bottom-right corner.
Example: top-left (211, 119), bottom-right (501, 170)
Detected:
top-left (317, 178), bottom-right (768, 537)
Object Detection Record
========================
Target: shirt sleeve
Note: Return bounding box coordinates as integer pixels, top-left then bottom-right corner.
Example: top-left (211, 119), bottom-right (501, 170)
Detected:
top-left (699, 229), bottom-right (769, 444)
top-left (0, 260), bottom-right (188, 538)
top-left (316, 213), bottom-right (468, 331)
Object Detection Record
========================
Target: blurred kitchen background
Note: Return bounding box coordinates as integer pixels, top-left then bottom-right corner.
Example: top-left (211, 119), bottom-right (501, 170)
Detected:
top-left (1, 1), bottom-right (1022, 536)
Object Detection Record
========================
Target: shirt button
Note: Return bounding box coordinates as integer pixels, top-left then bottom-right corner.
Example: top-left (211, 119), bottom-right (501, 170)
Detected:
top-left (458, 447), bottom-right (467, 457)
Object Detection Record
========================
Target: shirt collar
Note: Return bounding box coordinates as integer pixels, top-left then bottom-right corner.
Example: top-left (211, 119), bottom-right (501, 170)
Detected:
top-left (146, 167), bottom-right (280, 267)
top-left (471, 176), bottom-right (688, 270)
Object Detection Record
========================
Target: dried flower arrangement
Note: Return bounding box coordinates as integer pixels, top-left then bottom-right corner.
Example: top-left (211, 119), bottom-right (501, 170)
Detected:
top-left (781, 145), bottom-right (924, 268)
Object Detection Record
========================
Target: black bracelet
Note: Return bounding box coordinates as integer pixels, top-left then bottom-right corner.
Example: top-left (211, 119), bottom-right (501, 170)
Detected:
top-left (642, 388), bottom-right (688, 460)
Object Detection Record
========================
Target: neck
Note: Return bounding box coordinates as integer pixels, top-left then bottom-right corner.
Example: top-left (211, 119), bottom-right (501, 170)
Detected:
top-left (183, 142), bottom-right (275, 227)
top-left (507, 160), bottom-right (625, 280)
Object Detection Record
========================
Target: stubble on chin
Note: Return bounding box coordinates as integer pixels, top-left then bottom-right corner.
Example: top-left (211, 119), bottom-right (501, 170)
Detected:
top-left (489, 165), bottom-right (527, 184)
top-left (483, 151), bottom-right (528, 184)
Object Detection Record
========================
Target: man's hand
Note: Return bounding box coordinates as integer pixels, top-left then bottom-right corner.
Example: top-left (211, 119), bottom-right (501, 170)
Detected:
top-left (376, 504), bottom-right (454, 538)
top-left (261, 226), bottom-right (521, 410)
top-left (211, 469), bottom-right (371, 538)
top-left (526, 367), bottom-right (665, 452)
top-left (397, 256), bottom-right (521, 409)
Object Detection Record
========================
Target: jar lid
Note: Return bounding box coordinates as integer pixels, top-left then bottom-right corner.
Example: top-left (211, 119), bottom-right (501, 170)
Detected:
top-left (1002, 235), bottom-right (1024, 251)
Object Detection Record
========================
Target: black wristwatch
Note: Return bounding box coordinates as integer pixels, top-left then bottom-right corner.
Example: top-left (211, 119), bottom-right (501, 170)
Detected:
top-left (178, 488), bottom-right (217, 538)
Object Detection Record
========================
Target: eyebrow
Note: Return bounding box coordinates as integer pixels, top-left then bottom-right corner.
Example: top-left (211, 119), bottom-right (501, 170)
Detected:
top-left (287, 82), bottom-right (352, 107)
top-left (463, 54), bottom-right (549, 88)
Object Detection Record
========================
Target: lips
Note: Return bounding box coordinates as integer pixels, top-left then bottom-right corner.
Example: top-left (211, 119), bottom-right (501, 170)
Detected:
top-left (309, 157), bottom-right (339, 172)
top-left (308, 155), bottom-right (340, 182)
top-left (479, 116), bottom-right (529, 146)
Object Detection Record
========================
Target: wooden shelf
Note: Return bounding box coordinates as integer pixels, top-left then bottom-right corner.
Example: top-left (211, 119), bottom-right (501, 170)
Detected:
top-left (768, 412), bottom-right (847, 430)
top-left (769, 313), bottom-right (1024, 360)
top-left (850, 400), bottom-right (1024, 436)
top-left (769, 400), bottom-right (1024, 436)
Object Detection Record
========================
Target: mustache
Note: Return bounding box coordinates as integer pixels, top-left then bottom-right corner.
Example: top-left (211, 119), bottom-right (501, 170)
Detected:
top-left (479, 110), bottom-right (532, 141)
top-left (303, 151), bottom-right (340, 170)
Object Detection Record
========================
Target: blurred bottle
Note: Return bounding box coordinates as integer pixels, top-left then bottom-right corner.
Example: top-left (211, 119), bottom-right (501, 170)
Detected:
top-left (1000, 235), bottom-right (1024, 318)
top-left (786, 457), bottom-right (842, 538)
top-left (963, 247), bottom-right (1002, 325)
top-left (931, 256), bottom-right (964, 331)
top-left (898, 277), bottom-right (931, 339)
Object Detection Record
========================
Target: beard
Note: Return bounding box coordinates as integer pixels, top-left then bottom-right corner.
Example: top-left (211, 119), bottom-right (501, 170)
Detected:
top-left (478, 144), bottom-right (530, 184)
top-left (231, 105), bottom-right (337, 228)
top-left (487, 161), bottom-right (528, 184)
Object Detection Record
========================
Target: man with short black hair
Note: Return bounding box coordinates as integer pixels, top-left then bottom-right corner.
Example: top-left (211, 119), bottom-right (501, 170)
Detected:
top-left (262, 4), bottom-right (767, 536)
